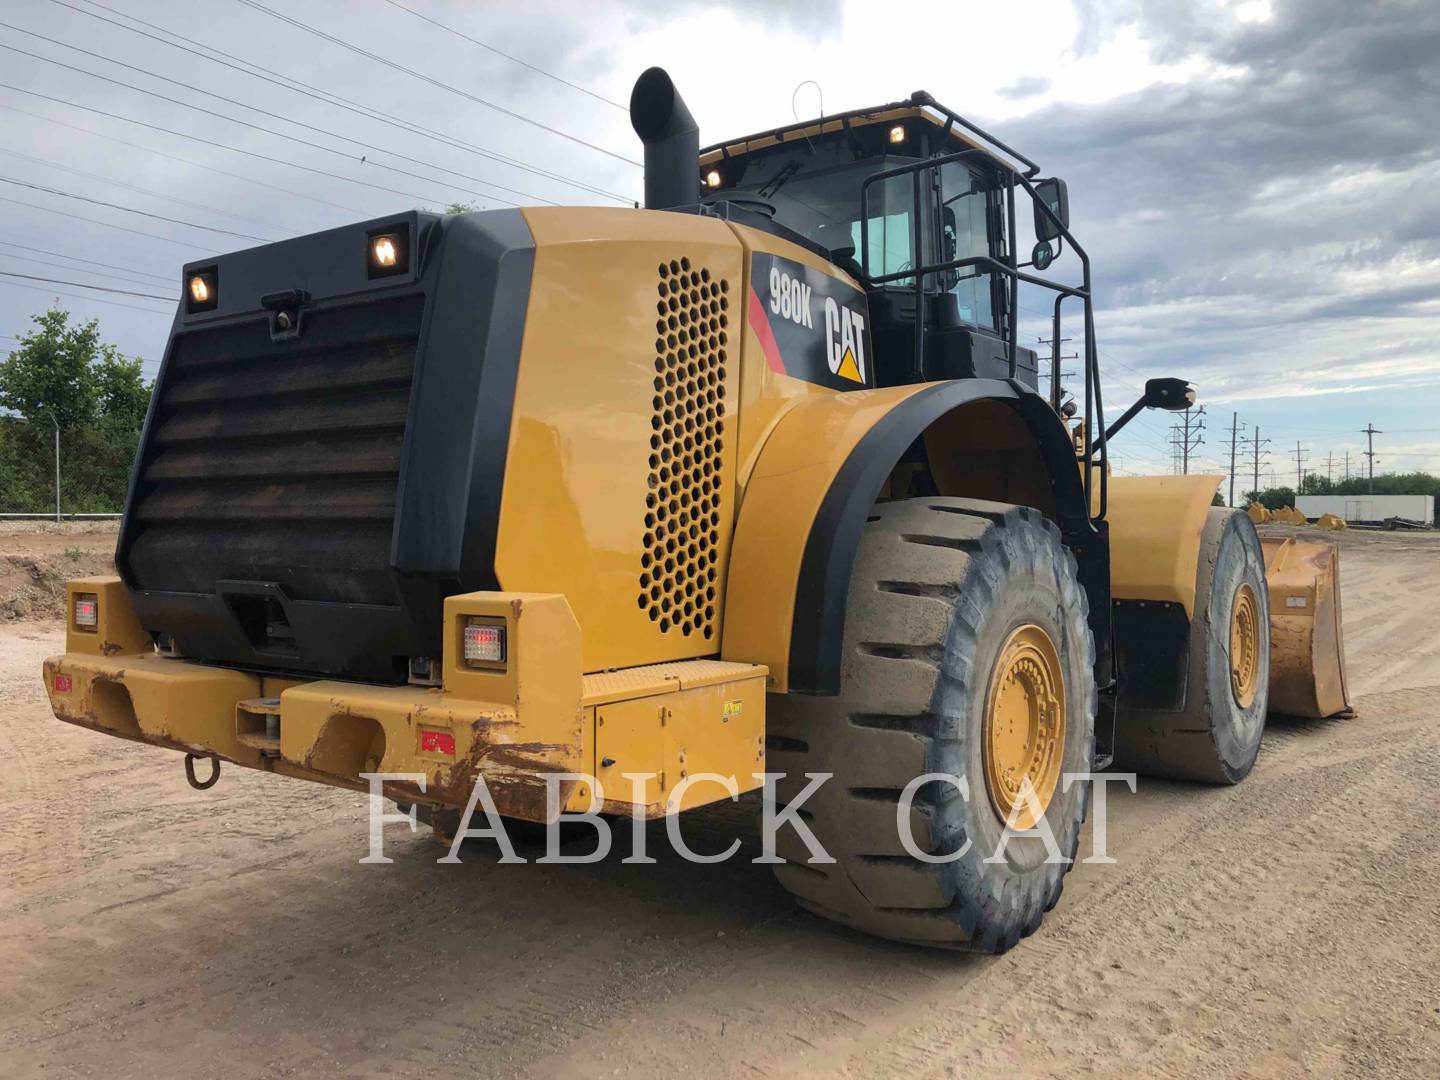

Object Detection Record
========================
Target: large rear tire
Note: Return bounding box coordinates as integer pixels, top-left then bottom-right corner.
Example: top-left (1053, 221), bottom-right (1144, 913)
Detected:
top-left (1112, 508), bottom-right (1270, 783)
top-left (766, 498), bottom-right (1096, 952)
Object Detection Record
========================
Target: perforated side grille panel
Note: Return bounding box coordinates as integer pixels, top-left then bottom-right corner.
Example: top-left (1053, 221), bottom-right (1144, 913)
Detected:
top-left (638, 257), bottom-right (731, 639)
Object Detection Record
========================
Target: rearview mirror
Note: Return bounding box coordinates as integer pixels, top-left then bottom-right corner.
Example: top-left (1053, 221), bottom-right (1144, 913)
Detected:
top-left (1033, 177), bottom-right (1069, 242)
top-left (1143, 377), bottom-right (1195, 411)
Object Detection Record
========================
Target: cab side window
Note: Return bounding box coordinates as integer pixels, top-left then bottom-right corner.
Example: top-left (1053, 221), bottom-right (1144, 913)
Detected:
top-left (940, 162), bottom-right (998, 331)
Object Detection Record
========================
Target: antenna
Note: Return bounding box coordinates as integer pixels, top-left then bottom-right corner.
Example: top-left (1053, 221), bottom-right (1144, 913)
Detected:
top-left (791, 80), bottom-right (824, 152)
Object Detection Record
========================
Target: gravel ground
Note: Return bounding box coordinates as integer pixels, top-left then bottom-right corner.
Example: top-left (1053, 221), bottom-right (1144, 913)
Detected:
top-left (1, 525), bottom-right (1437, 1078)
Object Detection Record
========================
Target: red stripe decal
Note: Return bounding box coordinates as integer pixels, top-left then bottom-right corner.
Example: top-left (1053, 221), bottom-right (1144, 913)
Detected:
top-left (747, 286), bottom-right (787, 375)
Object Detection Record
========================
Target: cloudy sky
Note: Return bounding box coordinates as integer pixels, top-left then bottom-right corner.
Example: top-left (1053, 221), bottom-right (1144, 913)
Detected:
top-left (2, 0), bottom-right (1437, 484)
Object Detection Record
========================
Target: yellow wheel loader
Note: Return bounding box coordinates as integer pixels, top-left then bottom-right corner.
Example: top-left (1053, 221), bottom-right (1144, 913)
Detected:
top-left (42, 68), bottom-right (1349, 952)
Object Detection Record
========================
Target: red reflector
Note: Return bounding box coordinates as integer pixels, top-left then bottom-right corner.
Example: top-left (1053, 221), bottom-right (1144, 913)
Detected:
top-left (419, 729), bottom-right (456, 755)
top-left (54, 674), bottom-right (73, 693)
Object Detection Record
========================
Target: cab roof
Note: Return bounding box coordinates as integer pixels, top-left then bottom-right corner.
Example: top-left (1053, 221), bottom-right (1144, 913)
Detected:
top-left (698, 92), bottom-right (1039, 178)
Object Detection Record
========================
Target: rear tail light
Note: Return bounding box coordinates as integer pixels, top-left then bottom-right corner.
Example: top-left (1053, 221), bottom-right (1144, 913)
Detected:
top-left (462, 620), bottom-right (506, 666)
top-left (73, 594), bottom-right (98, 630)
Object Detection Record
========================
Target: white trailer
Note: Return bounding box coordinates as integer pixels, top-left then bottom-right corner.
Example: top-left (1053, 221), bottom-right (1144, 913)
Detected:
top-left (1295, 494), bottom-right (1434, 525)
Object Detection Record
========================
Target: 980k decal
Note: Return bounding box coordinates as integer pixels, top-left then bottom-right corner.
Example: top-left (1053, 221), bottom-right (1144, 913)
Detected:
top-left (747, 252), bottom-right (872, 390)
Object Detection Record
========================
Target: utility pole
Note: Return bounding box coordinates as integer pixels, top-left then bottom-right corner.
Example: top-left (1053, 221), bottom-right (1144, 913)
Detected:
top-left (1343, 450), bottom-right (1351, 482)
top-left (1241, 427), bottom-right (1271, 501)
top-left (36, 408), bottom-right (60, 524)
top-left (1227, 411), bottom-right (1243, 507)
top-left (1170, 405), bottom-right (1205, 474)
top-left (1293, 441), bottom-right (1308, 491)
top-left (1362, 423), bottom-right (1381, 493)
top-left (1325, 450), bottom-right (1333, 484)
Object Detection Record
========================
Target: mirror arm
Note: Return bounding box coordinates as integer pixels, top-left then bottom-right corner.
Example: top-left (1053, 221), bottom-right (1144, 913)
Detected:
top-left (1097, 397), bottom-right (1146, 455)
top-left (1093, 377), bottom-right (1196, 459)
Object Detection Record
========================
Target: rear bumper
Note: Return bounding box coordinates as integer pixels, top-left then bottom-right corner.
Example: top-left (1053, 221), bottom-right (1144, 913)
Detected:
top-left (45, 577), bottom-right (769, 821)
top-left (43, 650), bottom-right (576, 821)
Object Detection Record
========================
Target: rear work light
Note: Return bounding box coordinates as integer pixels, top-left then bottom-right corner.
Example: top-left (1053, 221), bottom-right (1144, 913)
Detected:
top-left (462, 620), bottom-right (506, 666)
top-left (73, 593), bottom-right (98, 630)
top-left (366, 224), bottom-right (409, 278)
top-left (185, 266), bottom-right (218, 312)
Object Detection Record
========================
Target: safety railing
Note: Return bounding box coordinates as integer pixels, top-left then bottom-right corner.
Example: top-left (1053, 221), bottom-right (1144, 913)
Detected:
top-left (858, 150), bottom-right (1107, 520)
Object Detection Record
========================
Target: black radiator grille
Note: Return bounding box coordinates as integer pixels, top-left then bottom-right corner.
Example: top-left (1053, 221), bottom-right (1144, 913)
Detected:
top-left (126, 294), bottom-right (425, 606)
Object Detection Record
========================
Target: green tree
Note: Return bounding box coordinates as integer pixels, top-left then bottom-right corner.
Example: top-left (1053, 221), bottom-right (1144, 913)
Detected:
top-left (1244, 486), bottom-right (1297, 510)
top-left (0, 307), bottom-right (152, 513)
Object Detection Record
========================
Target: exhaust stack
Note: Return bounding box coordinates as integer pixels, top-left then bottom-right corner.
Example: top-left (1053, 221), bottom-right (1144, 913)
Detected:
top-left (630, 67), bottom-right (699, 211)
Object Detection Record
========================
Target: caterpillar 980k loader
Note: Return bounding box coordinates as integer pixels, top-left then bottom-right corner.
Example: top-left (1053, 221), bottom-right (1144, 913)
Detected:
top-left (42, 68), bottom-right (1350, 952)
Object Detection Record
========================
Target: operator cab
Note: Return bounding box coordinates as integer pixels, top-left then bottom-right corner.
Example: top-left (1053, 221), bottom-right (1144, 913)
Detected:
top-left (698, 95), bottom-right (1042, 389)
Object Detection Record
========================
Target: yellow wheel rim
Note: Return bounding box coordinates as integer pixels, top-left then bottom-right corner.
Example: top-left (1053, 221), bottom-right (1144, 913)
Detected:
top-left (982, 624), bottom-right (1066, 829)
top-left (1229, 582), bottom-right (1261, 709)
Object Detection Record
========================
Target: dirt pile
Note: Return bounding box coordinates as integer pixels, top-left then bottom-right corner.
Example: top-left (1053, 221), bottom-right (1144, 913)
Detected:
top-left (0, 521), bottom-right (117, 621)
top-left (1, 551), bottom-right (114, 620)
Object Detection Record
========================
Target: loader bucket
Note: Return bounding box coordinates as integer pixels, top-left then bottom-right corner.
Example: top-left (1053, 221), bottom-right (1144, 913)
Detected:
top-left (1260, 536), bottom-right (1351, 718)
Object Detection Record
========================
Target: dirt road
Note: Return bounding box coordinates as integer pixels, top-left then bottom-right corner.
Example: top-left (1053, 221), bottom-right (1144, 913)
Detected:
top-left (2, 527), bottom-right (1438, 1078)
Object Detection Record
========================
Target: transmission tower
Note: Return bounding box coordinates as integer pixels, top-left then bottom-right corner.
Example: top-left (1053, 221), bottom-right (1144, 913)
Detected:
top-left (1170, 406), bottom-right (1205, 474)
top-left (1227, 411), bottom-right (1244, 507)
top-left (1036, 334), bottom-right (1077, 408)
top-left (1240, 427), bottom-right (1271, 501)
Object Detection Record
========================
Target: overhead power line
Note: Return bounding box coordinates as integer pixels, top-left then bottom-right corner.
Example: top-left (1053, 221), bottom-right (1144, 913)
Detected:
top-left (0, 80), bottom-right (474, 209)
top-left (234, 0), bottom-right (642, 168)
top-left (0, 239), bottom-right (174, 285)
top-left (0, 250), bottom-right (176, 290)
top-left (56, 0), bottom-right (629, 204)
top-left (0, 100), bottom-right (362, 215)
top-left (0, 176), bottom-right (269, 241)
top-left (381, 0), bottom-right (627, 110)
top-left (0, 192), bottom-right (210, 250)
top-left (0, 276), bottom-right (174, 315)
top-left (0, 143), bottom-right (284, 231)
top-left (6, 19), bottom-right (561, 208)
top-left (0, 269), bottom-right (174, 301)
top-left (0, 39), bottom-right (530, 209)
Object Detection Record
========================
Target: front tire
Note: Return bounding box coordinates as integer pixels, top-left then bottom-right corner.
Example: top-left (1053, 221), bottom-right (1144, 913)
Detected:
top-left (1112, 508), bottom-right (1271, 783)
top-left (766, 498), bottom-right (1096, 952)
